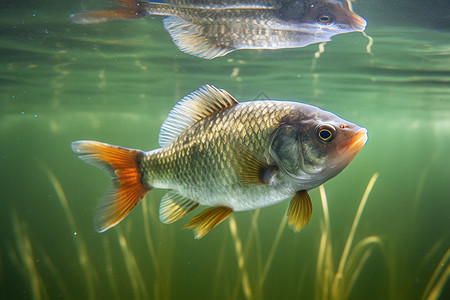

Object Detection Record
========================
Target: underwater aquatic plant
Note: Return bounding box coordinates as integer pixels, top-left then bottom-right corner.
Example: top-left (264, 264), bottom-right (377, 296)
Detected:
top-left (7, 166), bottom-right (448, 300)
top-left (223, 173), bottom-right (382, 300)
top-left (421, 246), bottom-right (450, 300)
top-left (314, 173), bottom-right (382, 300)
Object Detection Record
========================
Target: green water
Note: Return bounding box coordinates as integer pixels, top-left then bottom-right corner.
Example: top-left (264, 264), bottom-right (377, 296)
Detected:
top-left (1, 0), bottom-right (449, 299)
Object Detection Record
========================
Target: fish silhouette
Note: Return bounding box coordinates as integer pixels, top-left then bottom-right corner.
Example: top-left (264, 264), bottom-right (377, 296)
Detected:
top-left (72, 85), bottom-right (368, 238)
top-left (71, 0), bottom-right (367, 59)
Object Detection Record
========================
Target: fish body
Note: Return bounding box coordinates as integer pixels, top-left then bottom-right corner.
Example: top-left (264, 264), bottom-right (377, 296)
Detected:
top-left (71, 0), bottom-right (367, 59)
top-left (146, 101), bottom-right (306, 211)
top-left (72, 85), bottom-right (367, 238)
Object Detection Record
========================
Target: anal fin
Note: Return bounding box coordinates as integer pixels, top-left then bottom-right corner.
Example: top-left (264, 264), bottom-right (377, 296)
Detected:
top-left (183, 206), bottom-right (233, 239)
top-left (287, 190), bottom-right (312, 232)
top-left (159, 191), bottom-right (199, 224)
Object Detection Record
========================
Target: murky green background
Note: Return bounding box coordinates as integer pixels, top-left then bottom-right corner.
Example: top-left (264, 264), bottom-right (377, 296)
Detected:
top-left (1, 0), bottom-right (449, 299)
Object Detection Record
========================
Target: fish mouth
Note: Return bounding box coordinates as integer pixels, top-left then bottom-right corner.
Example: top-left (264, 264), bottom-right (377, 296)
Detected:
top-left (351, 14), bottom-right (367, 31)
top-left (347, 128), bottom-right (368, 153)
top-left (337, 127), bottom-right (368, 156)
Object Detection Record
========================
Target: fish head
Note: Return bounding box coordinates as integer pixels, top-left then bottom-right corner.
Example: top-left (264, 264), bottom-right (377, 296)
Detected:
top-left (268, 103), bottom-right (367, 188)
top-left (276, 0), bottom-right (366, 35)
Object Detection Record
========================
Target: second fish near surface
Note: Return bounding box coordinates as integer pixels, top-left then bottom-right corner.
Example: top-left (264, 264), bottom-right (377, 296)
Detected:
top-left (72, 85), bottom-right (368, 238)
top-left (71, 0), bottom-right (367, 59)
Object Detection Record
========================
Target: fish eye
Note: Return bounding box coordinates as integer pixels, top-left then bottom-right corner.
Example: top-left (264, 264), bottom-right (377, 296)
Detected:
top-left (315, 124), bottom-right (336, 143)
top-left (317, 14), bottom-right (334, 25)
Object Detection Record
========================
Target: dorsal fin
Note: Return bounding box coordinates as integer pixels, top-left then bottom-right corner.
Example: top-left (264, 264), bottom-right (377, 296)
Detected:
top-left (158, 85), bottom-right (239, 147)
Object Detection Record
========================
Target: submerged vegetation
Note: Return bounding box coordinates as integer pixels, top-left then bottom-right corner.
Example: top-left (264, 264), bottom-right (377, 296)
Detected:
top-left (315, 174), bottom-right (382, 300)
top-left (5, 167), bottom-right (449, 300)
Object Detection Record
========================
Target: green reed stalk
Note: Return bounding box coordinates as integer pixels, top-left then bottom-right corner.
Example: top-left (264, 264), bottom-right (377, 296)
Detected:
top-left (41, 163), bottom-right (96, 300)
top-left (102, 238), bottom-right (120, 300)
top-left (116, 229), bottom-right (149, 300)
top-left (11, 211), bottom-right (44, 300)
top-left (421, 248), bottom-right (450, 300)
top-left (257, 213), bottom-right (288, 291)
top-left (241, 210), bottom-right (263, 299)
top-left (213, 236), bottom-right (229, 299)
top-left (141, 199), bottom-right (169, 300)
top-left (41, 252), bottom-right (71, 300)
top-left (316, 173), bottom-right (381, 300)
top-left (331, 173), bottom-right (379, 298)
top-left (316, 185), bottom-right (334, 300)
top-left (229, 215), bottom-right (253, 300)
top-left (343, 236), bottom-right (382, 297)
top-left (149, 196), bottom-right (175, 300)
top-left (251, 211), bottom-right (264, 277)
top-left (229, 210), bottom-right (262, 300)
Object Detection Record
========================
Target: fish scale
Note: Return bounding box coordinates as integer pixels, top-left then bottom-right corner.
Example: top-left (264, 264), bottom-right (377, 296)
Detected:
top-left (141, 100), bottom-right (300, 211)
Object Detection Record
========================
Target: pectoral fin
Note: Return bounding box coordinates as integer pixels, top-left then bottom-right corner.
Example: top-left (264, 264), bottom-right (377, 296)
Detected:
top-left (184, 206), bottom-right (233, 239)
top-left (159, 191), bottom-right (199, 224)
top-left (235, 147), bottom-right (276, 185)
top-left (163, 16), bottom-right (234, 59)
top-left (287, 190), bottom-right (312, 232)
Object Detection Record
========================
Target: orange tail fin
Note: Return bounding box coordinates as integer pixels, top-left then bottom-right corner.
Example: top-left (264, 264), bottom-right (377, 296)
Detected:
top-left (70, 0), bottom-right (147, 24)
top-left (71, 140), bottom-right (151, 232)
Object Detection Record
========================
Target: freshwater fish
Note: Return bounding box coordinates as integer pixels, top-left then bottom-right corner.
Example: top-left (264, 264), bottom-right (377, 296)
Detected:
top-left (72, 85), bottom-right (367, 238)
top-left (70, 0), bottom-right (367, 59)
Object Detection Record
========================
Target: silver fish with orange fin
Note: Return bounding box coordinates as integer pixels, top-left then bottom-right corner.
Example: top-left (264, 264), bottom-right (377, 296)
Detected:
top-left (72, 85), bottom-right (367, 238)
top-left (70, 0), bottom-right (367, 59)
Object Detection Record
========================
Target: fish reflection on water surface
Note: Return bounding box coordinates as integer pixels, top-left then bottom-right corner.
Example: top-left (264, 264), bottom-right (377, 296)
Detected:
top-left (72, 85), bottom-right (368, 238)
top-left (71, 0), bottom-right (367, 59)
